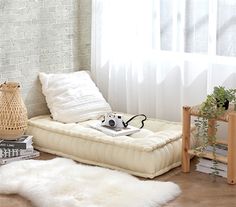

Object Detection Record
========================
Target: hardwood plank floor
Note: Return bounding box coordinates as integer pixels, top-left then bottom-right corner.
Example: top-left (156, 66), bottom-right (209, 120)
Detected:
top-left (0, 152), bottom-right (235, 207)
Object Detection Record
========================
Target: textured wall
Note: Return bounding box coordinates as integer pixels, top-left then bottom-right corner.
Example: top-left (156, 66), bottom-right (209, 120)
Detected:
top-left (0, 0), bottom-right (91, 118)
top-left (78, 0), bottom-right (91, 70)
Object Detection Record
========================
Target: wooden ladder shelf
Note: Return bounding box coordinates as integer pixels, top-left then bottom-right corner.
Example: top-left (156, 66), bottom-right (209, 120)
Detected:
top-left (182, 105), bottom-right (236, 184)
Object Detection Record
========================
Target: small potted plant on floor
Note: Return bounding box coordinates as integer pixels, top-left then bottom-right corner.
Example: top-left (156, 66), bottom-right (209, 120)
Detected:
top-left (194, 86), bottom-right (236, 177)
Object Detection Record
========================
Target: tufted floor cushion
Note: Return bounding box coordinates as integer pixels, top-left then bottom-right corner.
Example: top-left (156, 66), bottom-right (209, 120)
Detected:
top-left (27, 114), bottom-right (194, 178)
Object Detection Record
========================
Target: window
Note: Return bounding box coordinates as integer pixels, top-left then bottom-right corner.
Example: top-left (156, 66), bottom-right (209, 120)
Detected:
top-left (91, 0), bottom-right (236, 121)
top-left (155, 0), bottom-right (236, 63)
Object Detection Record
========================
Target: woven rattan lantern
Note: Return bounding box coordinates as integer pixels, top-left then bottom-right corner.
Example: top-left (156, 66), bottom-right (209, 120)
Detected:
top-left (0, 82), bottom-right (28, 140)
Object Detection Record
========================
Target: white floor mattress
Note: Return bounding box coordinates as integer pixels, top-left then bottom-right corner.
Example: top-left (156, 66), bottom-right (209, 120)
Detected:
top-left (27, 114), bottom-right (194, 178)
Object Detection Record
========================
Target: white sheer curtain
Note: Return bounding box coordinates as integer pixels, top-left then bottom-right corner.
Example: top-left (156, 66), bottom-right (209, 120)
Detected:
top-left (91, 0), bottom-right (236, 121)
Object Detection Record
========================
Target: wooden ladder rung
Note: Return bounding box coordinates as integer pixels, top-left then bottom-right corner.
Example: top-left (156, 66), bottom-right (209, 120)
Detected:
top-left (216, 139), bottom-right (228, 145)
top-left (188, 149), bottom-right (228, 164)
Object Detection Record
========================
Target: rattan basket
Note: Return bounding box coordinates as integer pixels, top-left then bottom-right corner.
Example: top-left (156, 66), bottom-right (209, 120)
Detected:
top-left (0, 82), bottom-right (28, 140)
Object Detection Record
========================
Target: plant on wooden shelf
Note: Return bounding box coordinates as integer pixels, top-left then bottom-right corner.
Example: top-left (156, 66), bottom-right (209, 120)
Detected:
top-left (213, 86), bottom-right (236, 110)
top-left (194, 86), bottom-right (236, 178)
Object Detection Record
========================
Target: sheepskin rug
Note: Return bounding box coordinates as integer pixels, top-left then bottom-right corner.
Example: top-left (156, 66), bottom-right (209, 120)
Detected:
top-left (0, 158), bottom-right (181, 207)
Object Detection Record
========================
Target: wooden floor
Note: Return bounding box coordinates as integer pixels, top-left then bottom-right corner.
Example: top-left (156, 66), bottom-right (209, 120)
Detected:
top-left (0, 152), bottom-right (236, 207)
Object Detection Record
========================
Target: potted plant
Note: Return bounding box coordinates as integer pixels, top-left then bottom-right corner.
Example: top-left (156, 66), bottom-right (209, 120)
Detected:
top-left (194, 86), bottom-right (236, 177)
top-left (213, 86), bottom-right (236, 109)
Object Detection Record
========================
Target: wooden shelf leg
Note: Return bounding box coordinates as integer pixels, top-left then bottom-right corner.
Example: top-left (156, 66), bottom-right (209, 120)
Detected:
top-left (182, 106), bottom-right (191, 173)
top-left (227, 113), bottom-right (236, 184)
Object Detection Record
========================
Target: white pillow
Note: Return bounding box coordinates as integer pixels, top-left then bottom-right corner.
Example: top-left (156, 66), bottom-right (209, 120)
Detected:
top-left (39, 71), bottom-right (112, 123)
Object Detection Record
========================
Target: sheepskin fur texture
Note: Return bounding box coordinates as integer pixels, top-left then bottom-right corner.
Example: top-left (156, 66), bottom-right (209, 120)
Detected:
top-left (0, 158), bottom-right (181, 207)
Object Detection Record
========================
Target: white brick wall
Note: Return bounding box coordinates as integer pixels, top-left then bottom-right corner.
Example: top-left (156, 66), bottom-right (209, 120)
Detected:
top-left (0, 0), bottom-right (91, 117)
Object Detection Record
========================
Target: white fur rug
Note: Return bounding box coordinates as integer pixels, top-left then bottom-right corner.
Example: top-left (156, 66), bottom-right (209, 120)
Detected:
top-left (0, 158), bottom-right (181, 207)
